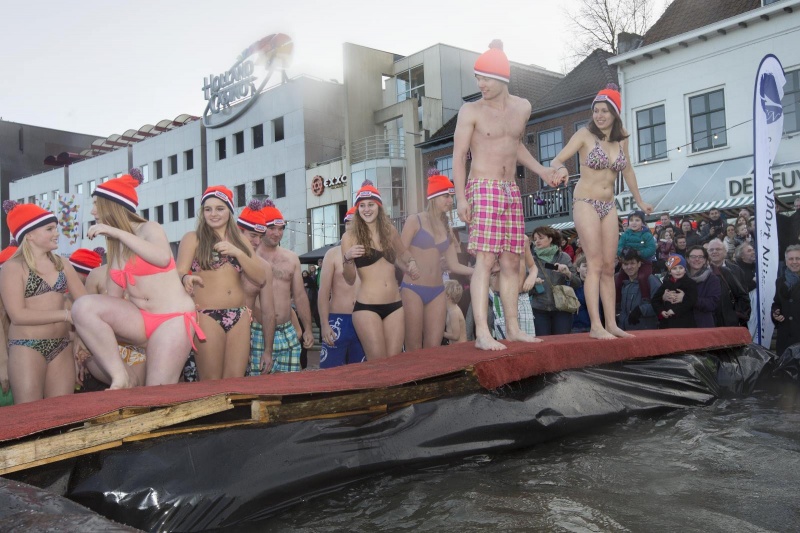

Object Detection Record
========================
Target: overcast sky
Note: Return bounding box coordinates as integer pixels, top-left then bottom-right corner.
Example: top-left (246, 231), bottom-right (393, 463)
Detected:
top-left (0, 0), bottom-right (667, 137)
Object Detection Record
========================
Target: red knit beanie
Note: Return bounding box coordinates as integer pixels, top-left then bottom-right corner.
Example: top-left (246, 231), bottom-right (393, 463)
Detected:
top-left (0, 240), bottom-right (18, 265)
top-left (237, 198), bottom-right (267, 233)
top-left (261, 198), bottom-right (285, 227)
top-left (354, 180), bottom-right (382, 206)
top-left (474, 40), bottom-right (510, 83)
top-left (344, 206), bottom-right (356, 222)
top-left (93, 168), bottom-right (144, 212)
top-left (3, 201), bottom-right (58, 243)
top-left (427, 172), bottom-right (455, 200)
top-left (592, 83), bottom-right (622, 116)
top-left (69, 247), bottom-right (104, 275)
top-left (201, 185), bottom-right (235, 213)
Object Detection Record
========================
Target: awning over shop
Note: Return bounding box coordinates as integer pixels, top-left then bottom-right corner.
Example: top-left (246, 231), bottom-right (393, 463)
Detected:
top-left (653, 156), bottom-right (754, 217)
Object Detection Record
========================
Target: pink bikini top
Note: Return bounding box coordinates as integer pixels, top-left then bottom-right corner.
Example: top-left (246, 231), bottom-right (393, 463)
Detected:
top-left (110, 256), bottom-right (177, 288)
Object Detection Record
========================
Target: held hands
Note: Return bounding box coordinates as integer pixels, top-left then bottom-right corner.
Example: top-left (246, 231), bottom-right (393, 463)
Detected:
top-left (302, 329), bottom-right (314, 349)
top-left (548, 166), bottom-right (568, 188)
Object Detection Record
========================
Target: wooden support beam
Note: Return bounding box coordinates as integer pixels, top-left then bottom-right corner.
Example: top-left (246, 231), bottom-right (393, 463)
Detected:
top-left (85, 407), bottom-right (151, 426)
top-left (0, 395), bottom-right (232, 475)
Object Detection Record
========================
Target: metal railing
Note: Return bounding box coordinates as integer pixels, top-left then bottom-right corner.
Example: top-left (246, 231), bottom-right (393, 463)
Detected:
top-left (350, 134), bottom-right (405, 163)
top-left (522, 176), bottom-right (580, 221)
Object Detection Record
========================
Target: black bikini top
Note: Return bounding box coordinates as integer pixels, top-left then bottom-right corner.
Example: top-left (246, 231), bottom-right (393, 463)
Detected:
top-left (354, 249), bottom-right (386, 268)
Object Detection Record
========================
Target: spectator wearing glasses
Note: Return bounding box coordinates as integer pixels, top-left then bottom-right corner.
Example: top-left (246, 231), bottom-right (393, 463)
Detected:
top-left (707, 239), bottom-right (751, 327)
top-left (685, 245), bottom-right (721, 328)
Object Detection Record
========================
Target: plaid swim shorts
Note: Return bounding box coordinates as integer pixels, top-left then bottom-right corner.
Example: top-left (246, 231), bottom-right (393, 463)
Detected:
top-left (271, 320), bottom-right (301, 373)
top-left (246, 321), bottom-right (265, 376)
top-left (466, 179), bottom-right (525, 256)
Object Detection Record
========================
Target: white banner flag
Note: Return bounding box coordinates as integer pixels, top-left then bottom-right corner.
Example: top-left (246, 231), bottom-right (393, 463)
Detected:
top-left (753, 54), bottom-right (785, 348)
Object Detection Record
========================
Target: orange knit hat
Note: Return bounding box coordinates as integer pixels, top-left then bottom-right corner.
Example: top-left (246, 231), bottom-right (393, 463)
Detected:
top-left (354, 180), bottom-right (382, 206)
top-left (592, 83), bottom-right (621, 116)
top-left (474, 39), bottom-right (510, 83)
top-left (344, 206), bottom-right (356, 222)
top-left (93, 168), bottom-right (143, 212)
top-left (237, 198), bottom-right (268, 233)
top-left (69, 247), bottom-right (104, 275)
top-left (427, 172), bottom-right (455, 200)
top-left (261, 198), bottom-right (285, 226)
top-left (0, 240), bottom-right (18, 265)
top-left (3, 201), bottom-right (58, 243)
top-left (201, 185), bottom-right (235, 213)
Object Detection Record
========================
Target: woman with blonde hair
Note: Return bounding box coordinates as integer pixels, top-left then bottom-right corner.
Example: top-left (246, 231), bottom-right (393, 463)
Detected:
top-left (0, 201), bottom-right (87, 403)
top-left (71, 170), bottom-right (203, 389)
top-left (400, 172), bottom-right (473, 351)
top-left (342, 180), bottom-right (418, 359)
top-left (177, 186), bottom-right (266, 380)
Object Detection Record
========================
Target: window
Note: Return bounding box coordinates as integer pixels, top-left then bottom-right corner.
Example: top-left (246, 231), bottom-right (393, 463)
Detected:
top-left (28, 196), bottom-right (35, 204)
top-left (574, 120), bottom-right (590, 170)
top-left (101, 177), bottom-right (109, 183)
top-left (274, 173), bottom-right (286, 198)
top-left (538, 128), bottom-right (563, 168)
top-left (273, 117), bottom-right (284, 142)
top-left (310, 204), bottom-right (341, 250)
top-left (169, 154), bottom-right (178, 175)
top-left (141, 163), bottom-right (149, 183)
top-left (234, 184), bottom-right (246, 207)
top-left (689, 89), bottom-right (727, 152)
top-left (185, 198), bottom-right (195, 219)
top-left (154, 160), bottom-right (163, 179)
top-left (41, 192), bottom-right (49, 203)
top-left (254, 179), bottom-right (265, 196)
top-left (516, 165), bottom-right (525, 179)
top-left (252, 124), bottom-right (264, 148)
top-left (234, 131), bottom-right (245, 154)
top-left (155, 205), bottom-right (164, 224)
top-left (637, 105), bottom-right (667, 162)
top-left (89, 180), bottom-right (96, 193)
top-left (75, 183), bottom-right (83, 194)
top-left (170, 201), bottom-right (179, 222)
top-left (435, 156), bottom-right (453, 179)
top-left (185, 149), bottom-right (194, 171)
top-left (141, 208), bottom-right (150, 220)
top-left (114, 172), bottom-right (123, 178)
top-left (217, 138), bottom-right (227, 160)
top-left (396, 65), bottom-right (425, 103)
top-left (783, 69), bottom-right (800, 135)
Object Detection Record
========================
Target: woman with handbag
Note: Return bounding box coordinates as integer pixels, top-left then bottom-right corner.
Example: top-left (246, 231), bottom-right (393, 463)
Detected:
top-left (530, 226), bottom-right (580, 335)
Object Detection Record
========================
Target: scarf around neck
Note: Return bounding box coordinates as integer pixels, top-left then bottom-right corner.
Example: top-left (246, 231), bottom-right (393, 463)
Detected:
top-left (535, 244), bottom-right (559, 263)
top-left (785, 268), bottom-right (800, 290)
top-left (689, 265), bottom-right (711, 284)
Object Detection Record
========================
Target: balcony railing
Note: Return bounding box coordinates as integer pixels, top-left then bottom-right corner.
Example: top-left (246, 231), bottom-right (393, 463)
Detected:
top-left (351, 134), bottom-right (405, 163)
top-left (523, 176), bottom-right (580, 221)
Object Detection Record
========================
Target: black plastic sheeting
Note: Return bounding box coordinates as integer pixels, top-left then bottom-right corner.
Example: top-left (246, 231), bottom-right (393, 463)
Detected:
top-left (20, 345), bottom-right (795, 532)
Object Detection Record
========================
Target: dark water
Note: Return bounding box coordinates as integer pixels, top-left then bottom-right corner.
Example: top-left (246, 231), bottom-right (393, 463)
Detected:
top-left (257, 385), bottom-right (800, 532)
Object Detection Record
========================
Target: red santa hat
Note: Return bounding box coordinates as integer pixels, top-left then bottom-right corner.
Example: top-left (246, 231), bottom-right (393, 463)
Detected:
top-left (237, 198), bottom-right (268, 233)
top-left (474, 39), bottom-right (510, 83)
top-left (201, 185), bottom-right (235, 213)
top-left (92, 168), bottom-right (144, 212)
top-left (3, 201), bottom-right (58, 243)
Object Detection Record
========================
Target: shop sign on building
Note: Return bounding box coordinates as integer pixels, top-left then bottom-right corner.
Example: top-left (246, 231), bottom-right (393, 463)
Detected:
top-left (727, 163), bottom-right (800, 199)
top-left (202, 33), bottom-right (293, 128)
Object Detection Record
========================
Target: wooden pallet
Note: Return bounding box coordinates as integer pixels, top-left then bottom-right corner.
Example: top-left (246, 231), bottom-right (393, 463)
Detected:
top-left (0, 371), bottom-right (481, 475)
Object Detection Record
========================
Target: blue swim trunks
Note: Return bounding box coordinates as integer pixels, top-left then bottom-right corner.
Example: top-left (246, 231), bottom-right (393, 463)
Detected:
top-left (319, 313), bottom-right (365, 369)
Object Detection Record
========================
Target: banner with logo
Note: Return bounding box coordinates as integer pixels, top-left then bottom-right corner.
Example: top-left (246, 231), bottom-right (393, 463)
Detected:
top-left (752, 54), bottom-right (785, 348)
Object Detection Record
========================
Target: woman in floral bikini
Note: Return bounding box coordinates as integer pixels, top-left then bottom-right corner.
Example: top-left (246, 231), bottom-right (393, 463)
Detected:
top-left (549, 84), bottom-right (653, 340)
top-left (177, 186), bottom-right (266, 380)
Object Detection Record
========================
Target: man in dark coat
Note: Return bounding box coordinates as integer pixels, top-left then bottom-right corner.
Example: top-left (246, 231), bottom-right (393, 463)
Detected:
top-left (707, 239), bottom-right (750, 327)
top-left (778, 197), bottom-right (800, 260)
top-left (772, 245), bottom-right (800, 357)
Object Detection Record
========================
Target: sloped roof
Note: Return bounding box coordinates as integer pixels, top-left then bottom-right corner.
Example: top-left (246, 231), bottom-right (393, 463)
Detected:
top-left (642, 0), bottom-right (761, 46)
top-left (533, 49), bottom-right (616, 114)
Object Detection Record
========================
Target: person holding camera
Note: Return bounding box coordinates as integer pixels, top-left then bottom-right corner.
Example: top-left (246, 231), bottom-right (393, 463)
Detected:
top-left (530, 226), bottom-right (580, 336)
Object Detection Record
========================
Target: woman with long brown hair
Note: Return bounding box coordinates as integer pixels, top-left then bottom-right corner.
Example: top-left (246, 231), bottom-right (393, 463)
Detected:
top-left (341, 180), bottom-right (418, 359)
top-left (549, 84), bottom-right (653, 340)
top-left (177, 186), bottom-right (266, 380)
top-left (71, 170), bottom-right (203, 389)
top-left (0, 202), bottom-right (86, 403)
top-left (400, 173), bottom-right (473, 350)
